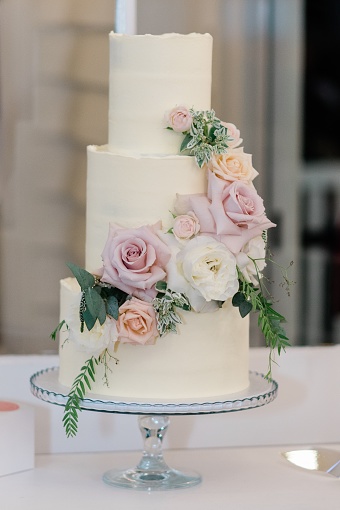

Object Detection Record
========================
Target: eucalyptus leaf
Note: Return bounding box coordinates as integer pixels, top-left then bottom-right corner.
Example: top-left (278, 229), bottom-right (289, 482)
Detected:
top-left (85, 287), bottom-right (106, 325)
top-left (67, 262), bottom-right (95, 291)
top-left (106, 295), bottom-right (119, 320)
top-left (83, 308), bottom-right (97, 331)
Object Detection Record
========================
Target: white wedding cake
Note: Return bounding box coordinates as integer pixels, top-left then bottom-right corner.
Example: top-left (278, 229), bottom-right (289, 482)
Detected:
top-left (57, 32), bottom-right (277, 402)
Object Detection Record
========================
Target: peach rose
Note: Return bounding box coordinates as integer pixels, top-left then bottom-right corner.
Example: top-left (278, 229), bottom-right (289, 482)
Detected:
top-left (165, 105), bottom-right (192, 132)
top-left (206, 149), bottom-right (258, 183)
top-left (221, 122), bottom-right (243, 148)
top-left (173, 212), bottom-right (200, 241)
top-left (117, 298), bottom-right (158, 345)
top-left (101, 223), bottom-right (171, 301)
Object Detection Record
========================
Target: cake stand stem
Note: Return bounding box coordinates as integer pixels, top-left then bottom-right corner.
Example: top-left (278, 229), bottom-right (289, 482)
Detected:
top-left (102, 415), bottom-right (201, 490)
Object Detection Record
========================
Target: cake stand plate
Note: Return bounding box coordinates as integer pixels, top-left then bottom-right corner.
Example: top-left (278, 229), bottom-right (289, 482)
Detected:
top-left (30, 367), bottom-right (278, 491)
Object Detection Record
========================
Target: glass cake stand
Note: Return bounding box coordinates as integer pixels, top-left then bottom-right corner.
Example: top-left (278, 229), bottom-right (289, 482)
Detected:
top-left (30, 367), bottom-right (278, 491)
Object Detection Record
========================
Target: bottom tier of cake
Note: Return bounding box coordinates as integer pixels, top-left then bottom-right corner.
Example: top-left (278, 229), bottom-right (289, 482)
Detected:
top-left (58, 278), bottom-right (249, 400)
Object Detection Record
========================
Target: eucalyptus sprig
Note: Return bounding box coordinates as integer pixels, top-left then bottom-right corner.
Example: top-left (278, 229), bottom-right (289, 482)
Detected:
top-left (63, 356), bottom-right (99, 438)
top-left (153, 281), bottom-right (191, 336)
top-left (180, 109), bottom-right (232, 167)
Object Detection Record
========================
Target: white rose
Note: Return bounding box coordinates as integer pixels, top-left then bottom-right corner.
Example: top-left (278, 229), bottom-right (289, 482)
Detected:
top-left (236, 235), bottom-right (266, 285)
top-left (66, 291), bottom-right (118, 356)
top-left (176, 236), bottom-right (238, 308)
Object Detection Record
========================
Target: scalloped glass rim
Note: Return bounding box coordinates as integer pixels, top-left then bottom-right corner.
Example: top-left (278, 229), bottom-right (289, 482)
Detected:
top-left (30, 367), bottom-right (278, 415)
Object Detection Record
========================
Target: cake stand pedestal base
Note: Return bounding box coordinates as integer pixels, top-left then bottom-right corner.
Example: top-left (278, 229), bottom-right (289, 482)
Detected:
top-left (103, 415), bottom-right (200, 490)
top-left (30, 367), bottom-right (278, 491)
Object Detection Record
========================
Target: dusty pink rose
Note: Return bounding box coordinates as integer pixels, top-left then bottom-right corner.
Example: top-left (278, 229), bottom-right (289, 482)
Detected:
top-left (206, 148), bottom-right (258, 183)
top-left (175, 172), bottom-right (275, 254)
top-left (221, 122), bottom-right (243, 148)
top-left (117, 298), bottom-right (158, 345)
top-left (101, 222), bottom-right (171, 301)
top-left (173, 212), bottom-right (200, 241)
top-left (165, 105), bottom-right (193, 132)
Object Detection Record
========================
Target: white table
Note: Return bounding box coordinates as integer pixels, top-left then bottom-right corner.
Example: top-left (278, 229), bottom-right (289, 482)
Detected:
top-left (1, 445), bottom-right (340, 509)
top-left (1, 346), bottom-right (340, 508)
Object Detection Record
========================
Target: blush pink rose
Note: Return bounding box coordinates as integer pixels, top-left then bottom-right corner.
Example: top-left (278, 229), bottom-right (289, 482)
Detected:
top-left (117, 298), bottom-right (158, 345)
top-left (173, 212), bottom-right (200, 241)
top-left (101, 223), bottom-right (171, 301)
top-left (205, 148), bottom-right (258, 183)
top-left (165, 105), bottom-right (193, 132)
top-left (174, 171), bottom-right (275, 254)
top-left (221, 122), bottom-right (243, 148)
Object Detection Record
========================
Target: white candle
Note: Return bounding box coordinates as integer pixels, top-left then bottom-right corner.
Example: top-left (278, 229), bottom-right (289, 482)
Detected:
top-left (115, 0), bottom-right (137, 34)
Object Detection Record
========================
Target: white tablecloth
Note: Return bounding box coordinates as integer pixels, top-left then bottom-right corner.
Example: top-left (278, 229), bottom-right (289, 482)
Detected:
top-left (1, 445), bottom-right (340, 509)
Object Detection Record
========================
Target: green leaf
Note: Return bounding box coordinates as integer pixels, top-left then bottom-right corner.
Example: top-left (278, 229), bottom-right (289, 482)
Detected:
top-left (180, 133), bottom-right (193, 152)
top-left (84, 287), bottom-right (106, 325)
top-left (50, 320), bottom-right (67, 341)
top-left (155, 281), bottom-right (167, 293)
top-left (67, 262), bottom-right (95, 291)
top-left (106, 295), bottom-right (119, 320)
top-left (239, 300), bottom-right (253, 318)
top-left (232, 292), bottom-right (245, 307)
top-left (83, 308), bottom-right (97, 331)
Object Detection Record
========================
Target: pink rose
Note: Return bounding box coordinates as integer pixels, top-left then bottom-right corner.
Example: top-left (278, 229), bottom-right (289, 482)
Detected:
top-left (221, 122), bottom-right (243, 148)
top-left (165, 105), bottom-right (192, 132)
top-left (173, 212), bottom-right (200, 241)
top-left (175, 172), bottom-right (275, 254)
top-left (101, 223), bottom-right (171, 301)
top-left (117, 298), bottom-right (158, 345)
top-left (205, 148), bottom-right (258, 183)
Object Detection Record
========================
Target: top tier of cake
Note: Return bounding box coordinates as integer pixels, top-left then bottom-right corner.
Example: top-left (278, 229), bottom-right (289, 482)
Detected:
top-left (108, 32), bottom-right (212, 155)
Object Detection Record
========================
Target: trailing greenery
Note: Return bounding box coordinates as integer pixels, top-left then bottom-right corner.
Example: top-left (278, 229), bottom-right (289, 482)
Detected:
top-left (50, 319), bottom-right (68, 341)
top-left (62, 356), bottom-right (99, 438)
top-left (233, 269), bottom-right (290, 380)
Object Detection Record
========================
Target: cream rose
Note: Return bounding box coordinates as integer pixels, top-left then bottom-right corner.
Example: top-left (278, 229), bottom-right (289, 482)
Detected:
top-left (117, 298), bottom-right (158, 345)
top-left (165, 105), bottom-right (193, 132)
top-left (101, 222), bottom-right (171, 301)
top-left (236, 236), bottom-right (267, 285)
top-left (206, 148), bottom-right (258, 183)
top-left (221, 122), bottom-right (243, 148)
top-left (66, 291), bottom-right (117, 355)
top-left (176, 235), bottom-right (238, 304)
top-left (173, 212), bottom-right (200, 241)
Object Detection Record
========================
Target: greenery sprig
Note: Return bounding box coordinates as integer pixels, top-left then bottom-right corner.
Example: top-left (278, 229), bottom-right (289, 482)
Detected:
top-left (232, 269), bottom-right (290, 380)
top-left (62, 356), bottom-right (99, 438)
top-left (180, 109), bottom-right (232, 167)
top-left (153, 281), bottom-right (191, 336)
top-left (50, 319), bottom-right (68, 341)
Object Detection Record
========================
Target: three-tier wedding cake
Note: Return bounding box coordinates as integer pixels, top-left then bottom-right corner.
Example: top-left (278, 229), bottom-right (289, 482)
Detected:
top-left (57, 32), bottom-right (276, 401)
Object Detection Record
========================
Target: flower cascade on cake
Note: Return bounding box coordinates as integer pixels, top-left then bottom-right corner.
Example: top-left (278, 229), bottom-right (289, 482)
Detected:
top-left (52, 106), bottom-right (292, 437)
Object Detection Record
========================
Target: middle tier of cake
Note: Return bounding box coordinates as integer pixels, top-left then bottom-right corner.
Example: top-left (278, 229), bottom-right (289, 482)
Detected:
top-left (86, 145), bottom-right (207, 272)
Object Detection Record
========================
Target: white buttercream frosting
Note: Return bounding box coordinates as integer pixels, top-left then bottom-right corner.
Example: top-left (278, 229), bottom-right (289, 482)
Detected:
top-left (59, 277), bottom-right (249, 399)
top-left (108, 32), bottom-right (212, 155)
